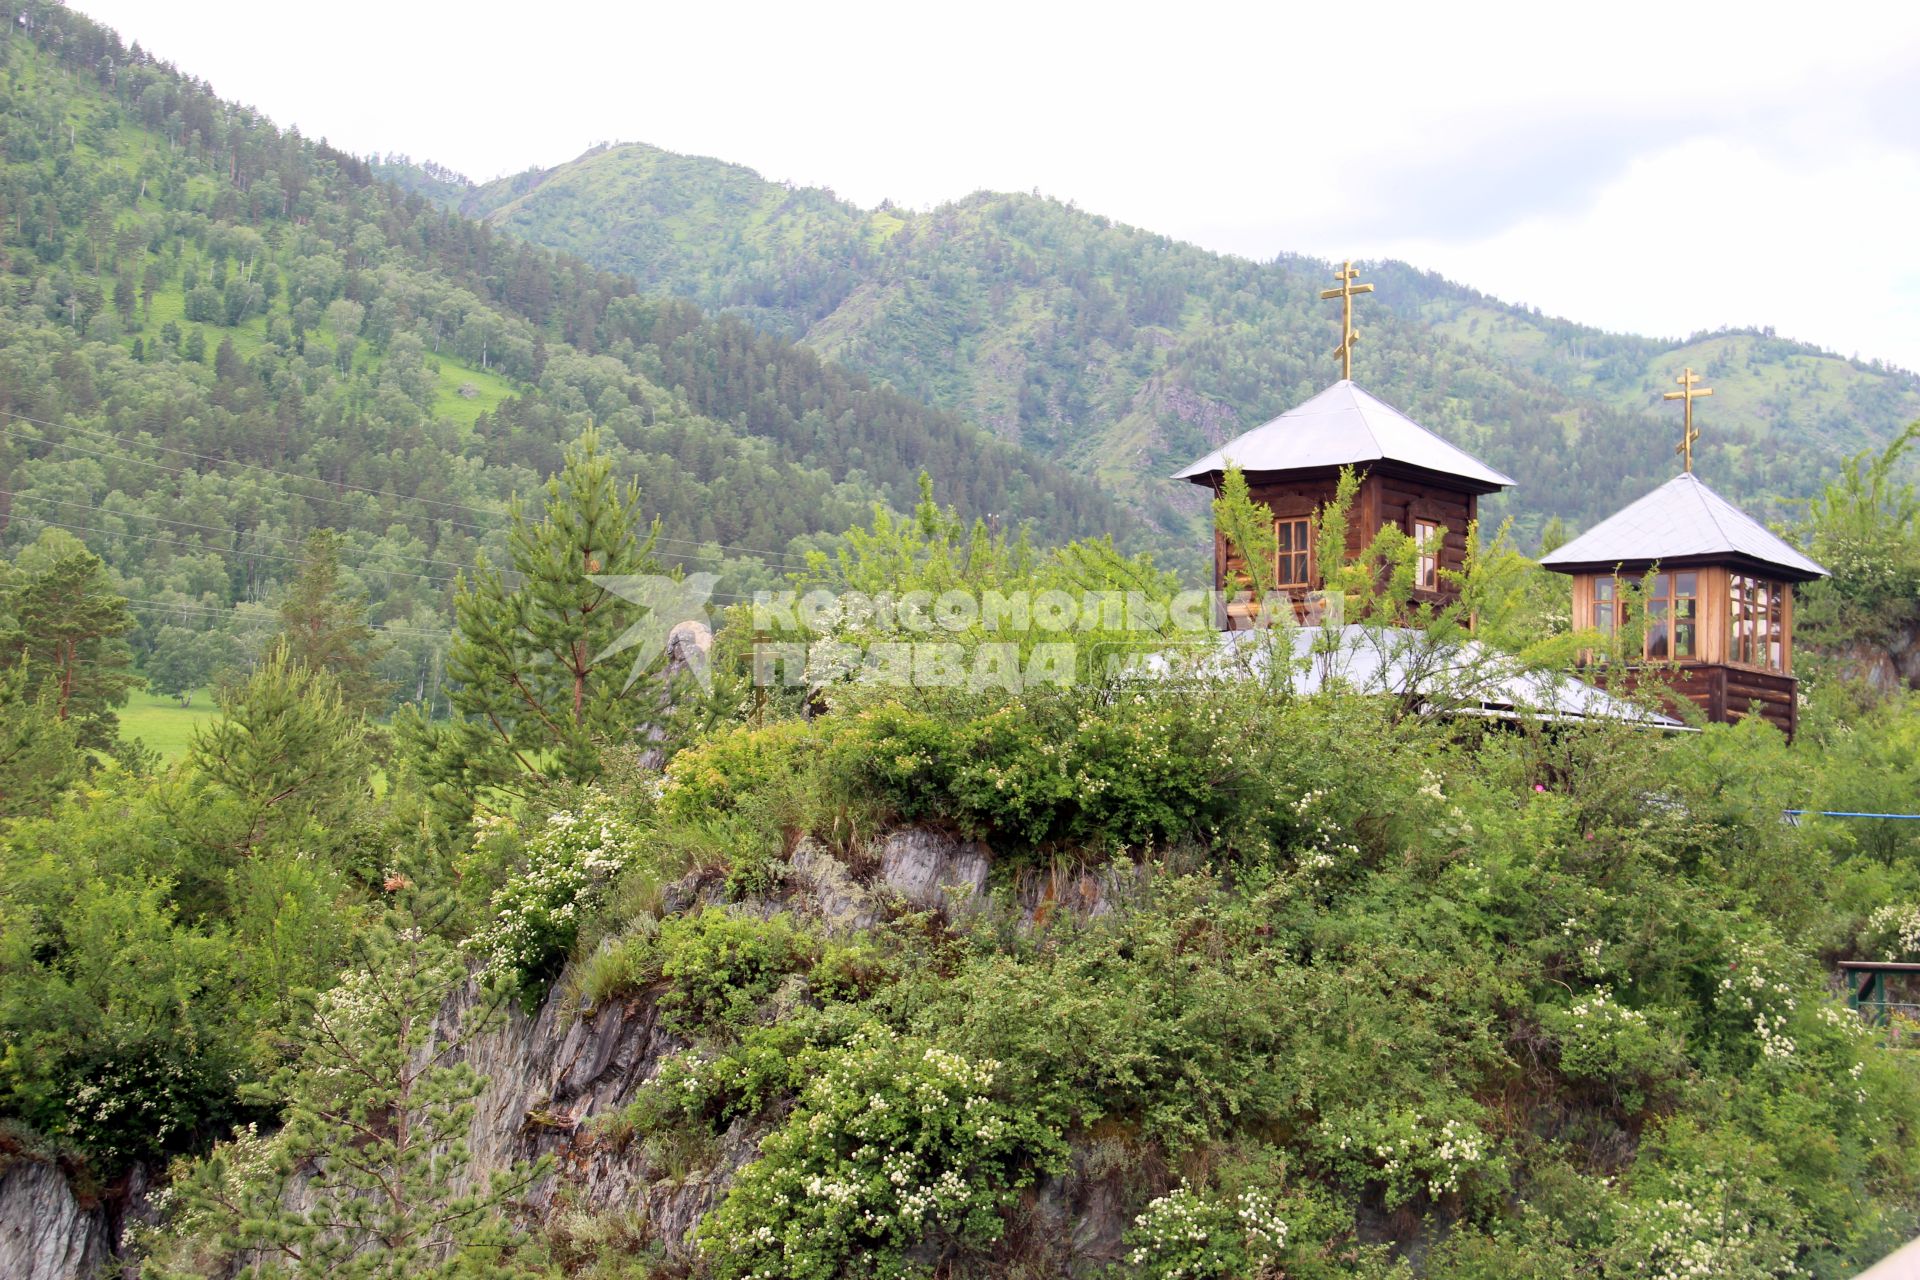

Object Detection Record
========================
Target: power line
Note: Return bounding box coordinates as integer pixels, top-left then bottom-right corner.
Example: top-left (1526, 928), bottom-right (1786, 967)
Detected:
top-left (2, 410), bottom-right (822, 572)
top-left (1, 409), bottom-right (824, 564)
top-left (8, 512), bottom-right (463, 587)
top-left (0, 407), bottom-right (509, 527)
top-left (0, 421), bottom-right (498, 536)
top-left (0, 488), bottom-right (479, 572)
top-left (121, 596), bottom-right (453, 639)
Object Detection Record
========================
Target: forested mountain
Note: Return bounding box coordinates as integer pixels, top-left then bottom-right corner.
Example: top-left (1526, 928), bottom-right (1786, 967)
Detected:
top-left (383, 141), bottom-right (1920, 542)
top-left (0, 8), bottom-right (1147, 706)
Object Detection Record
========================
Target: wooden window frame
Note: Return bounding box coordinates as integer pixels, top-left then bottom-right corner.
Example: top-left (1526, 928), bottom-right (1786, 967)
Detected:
top-left (1413, 519), bottom-right (1441, 592)
top-left (1590, 571), bottom-right (1699, 661)
top-left (1730, 573), bottom-right (1786, 672)
top-left (1274, 516), bottom-right (1313, 590)
top-left (1643, 571), bottom-right (1698, 661)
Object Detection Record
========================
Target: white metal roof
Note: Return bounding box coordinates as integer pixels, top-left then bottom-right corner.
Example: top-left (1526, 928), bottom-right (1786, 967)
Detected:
top-left (1133, 626), bottom-right (1683, 728)
top-left (1539, 472), bottom-right (1828, 581)
top-left (1172, 380), bottom-right (1515, 490)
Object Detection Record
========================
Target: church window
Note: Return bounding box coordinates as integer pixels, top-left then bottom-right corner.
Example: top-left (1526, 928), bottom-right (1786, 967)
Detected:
top-left (1414, 520), bottom-right (1441, 590)
top-left (1730, 574), bottom-right (1785, 671)
top-left (1645, 571), bottom-right (1697, 659)
top-left (1274, 517), bottom-right (1312, 589)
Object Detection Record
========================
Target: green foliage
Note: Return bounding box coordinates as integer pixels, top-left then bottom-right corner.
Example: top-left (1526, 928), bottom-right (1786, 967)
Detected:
top-left (0, 659), bottom-right (82, 818)
top-left (273, 529), bottom-right (394, 716)
top-left (467, 791), bottom-right (643, 999)
top-left (823, 692), bottom-right (1269, 855)
top-left (696, 1026), bottom-right (1066, 1280)
top-left (658, 718), bottom-right (820, 825)
top-left (653, 908), bottom-right (817, 1035)
top-left (0, 530), bottom-right (140, 751)
top-left (1797, 421), bottom-right (1920, 648)
top-left (175, 642), bottom-right (376, 860)
top-left (148, 901), bottom-right (552, 1279)
top-left (423, 428), bottom-right (664, 794)
top-left (1121, 1179), bottom-right (1294, 1280)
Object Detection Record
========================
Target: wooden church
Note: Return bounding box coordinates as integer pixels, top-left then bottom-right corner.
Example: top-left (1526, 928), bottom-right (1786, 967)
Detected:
top-left (1538, 371), bottom-right (1828, 735)
top-left (1175, 263), bottom-right (1828, 733)
top-left (1174, 264), bottom-right (1513, 626)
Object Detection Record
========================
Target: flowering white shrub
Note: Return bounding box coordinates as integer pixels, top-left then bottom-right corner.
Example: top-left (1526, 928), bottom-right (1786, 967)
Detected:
top-left (1313, 1104), bottom-right (1505, 1209)
top-left (1863, 903), bottom-right (1920, 961)
top-left (467, 792), bottom-right (640, 995)
top-left (1714, 942), bottom-right (1803, 1065)
top-left (1124, 1180), bottom-right (1291, 1280)
top-left (1610, 1166), bottom-right (1801, 1280)
top-left (697, 1025), bottom-right (1064, 1279)
top-left (1542, 987), bottom-right (1680, 1098)
top-left (1289, 788), bottom-right (1360, 882)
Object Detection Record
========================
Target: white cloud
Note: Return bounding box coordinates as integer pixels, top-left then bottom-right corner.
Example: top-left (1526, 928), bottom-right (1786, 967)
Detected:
top-left (71, 0), bottom-right (1920, 369)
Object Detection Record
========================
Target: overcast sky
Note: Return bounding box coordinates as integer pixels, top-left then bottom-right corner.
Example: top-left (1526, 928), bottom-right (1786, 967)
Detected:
top-left (75, 0), bottom-right (1920, 371)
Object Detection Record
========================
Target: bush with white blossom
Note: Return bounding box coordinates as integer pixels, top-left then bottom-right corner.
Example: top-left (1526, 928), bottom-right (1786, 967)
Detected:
top-left (697, 1025), bottom-right (1064, 1279)
top-left (1122, 1179), bottom-right (1292, 1280)
top-left (467, 792), bottom-right (641, 997)
top-left (1541, 986), bottom-right (1683, 1105)
top-left (1862, 903), bottom-right (1920, 961)
top-left (1311, 1102), bottom-right (1506, 1210)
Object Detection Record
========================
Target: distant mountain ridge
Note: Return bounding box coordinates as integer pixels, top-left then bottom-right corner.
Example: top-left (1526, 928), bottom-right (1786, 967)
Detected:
top-left (378, 142), bottom-right (1920, 543)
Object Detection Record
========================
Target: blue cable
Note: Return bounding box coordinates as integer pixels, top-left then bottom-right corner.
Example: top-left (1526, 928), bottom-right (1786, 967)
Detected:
top-left (1785, 810), bottom-right (1920, 820)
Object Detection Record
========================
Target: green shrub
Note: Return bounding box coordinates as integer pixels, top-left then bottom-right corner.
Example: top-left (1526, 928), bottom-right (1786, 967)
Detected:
top-left (696, 1026), bottom-right (1065, 1279)
top-left (659, 719), bottom-right (821, 825)
top-left (1122, 1179), bottom-right (1292, 1280)
top-left (655, 908), bottom-right (817, 1035)
top-left (467, 792), bottom-right (643, 1001)
top-left (1539, 987), bottom-right (1686, 1109)
top-left (1310, 1100), bottom-right (1508, 1213)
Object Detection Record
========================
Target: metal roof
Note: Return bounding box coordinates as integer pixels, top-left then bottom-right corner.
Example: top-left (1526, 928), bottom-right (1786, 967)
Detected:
top-left (1172, 380), bottom-right (1515, 490)
top-left (1133, 626), bottom-right (1683, 728)
top-left (1539, 472), bottom-right (1828, 581)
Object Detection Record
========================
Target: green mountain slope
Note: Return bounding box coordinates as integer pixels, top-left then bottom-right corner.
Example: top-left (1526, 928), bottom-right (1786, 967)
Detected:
top-left (388, 142), bottom-right (1920, 542)
top-left (0, 12), bottom-right (1148, 683)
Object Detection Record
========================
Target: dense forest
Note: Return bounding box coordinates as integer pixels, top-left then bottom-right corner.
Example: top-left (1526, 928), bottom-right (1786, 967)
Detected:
top-left (0, 7), bottom-right (1149, 714)
top-left (381, 142), bottom-right (1920, 543)
top-left (7, 5), bottom-right (1920, 1280)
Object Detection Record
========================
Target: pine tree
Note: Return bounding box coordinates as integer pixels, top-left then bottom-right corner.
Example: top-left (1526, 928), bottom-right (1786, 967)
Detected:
top-left (0, 662), bottom-right (82, 819)
top-left (149, 899), bottom-right (550, 1279)
top-left (417, 428), bottom-right (663, 791)
top-left (275, 530), bottom-right (393, 716)
top-left (179, 642), bottom-right (374, 858)
top-left (0, 532), bottom-right (140, 751)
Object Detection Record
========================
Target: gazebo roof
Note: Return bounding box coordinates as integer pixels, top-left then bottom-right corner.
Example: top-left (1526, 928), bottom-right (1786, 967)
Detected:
top-left (1173, 380), bottom-right (1514, 492)
top-left (1539, 472), bottom-right (1828, 582)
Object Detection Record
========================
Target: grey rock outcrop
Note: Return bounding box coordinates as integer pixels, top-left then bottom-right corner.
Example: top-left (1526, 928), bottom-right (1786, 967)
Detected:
top-left (0, 1157), bottom-right (109, 1280)
top-left (877, 827), bottom-right (990, 913)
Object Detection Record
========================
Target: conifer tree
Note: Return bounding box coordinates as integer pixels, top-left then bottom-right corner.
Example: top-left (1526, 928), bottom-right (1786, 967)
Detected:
top-left (149, 899), bottom-right (549, 1280)
top-left (179, 642), bottom-right (374, 859)
top-left (0, 532), bottom-right (140, 750)
top-left (275, 530), bottom-right (393, 716)
top-left (0, 662), bottom-right (81, 819)
top-left (413, 429), bottom-right (663, 796)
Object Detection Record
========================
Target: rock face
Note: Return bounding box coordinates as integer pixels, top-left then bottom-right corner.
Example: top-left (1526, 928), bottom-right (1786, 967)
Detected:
top-left (0, 825), bottom-right (1143, 1273)
top-left (1831, 627), bottom-right (1920, 694)
top-left (432, 975), bottom-right (757, 1260)
top-left (0, 1158), bottom-right (110, 1280)
top-left (876, 827), bottom-right (991, 913)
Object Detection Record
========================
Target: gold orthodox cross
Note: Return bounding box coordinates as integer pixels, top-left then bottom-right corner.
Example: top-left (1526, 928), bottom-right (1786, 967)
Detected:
top-left (1320, 259), bottom-right (1374, 381)
top-left (1663, 367), bottom-right (1713, 472)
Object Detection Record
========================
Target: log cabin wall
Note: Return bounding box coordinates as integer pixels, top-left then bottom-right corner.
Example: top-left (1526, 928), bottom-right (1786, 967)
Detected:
top-left (1212, 466), bottom-right (1482, 624)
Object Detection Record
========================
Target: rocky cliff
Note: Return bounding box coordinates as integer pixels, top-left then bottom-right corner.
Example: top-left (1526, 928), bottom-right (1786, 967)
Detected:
top-left (3, 826), bottom-right (1137, 1276)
